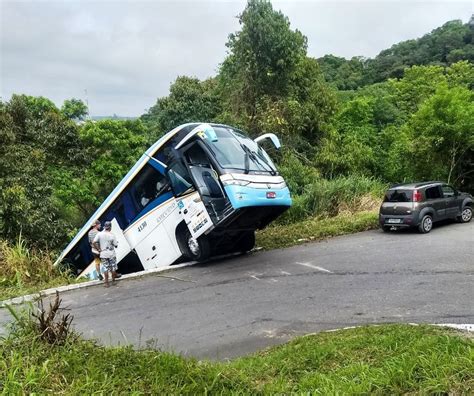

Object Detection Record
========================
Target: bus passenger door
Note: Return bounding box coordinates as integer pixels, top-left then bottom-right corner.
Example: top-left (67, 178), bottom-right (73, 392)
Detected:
top-left (176, 192), bottom-right (213, 239)
top-left (166, 160), bottom-right (214, 239)
top-left (180, 142), bottom-right (229, 223)
top-left (110, 218), bottom-right (132, 263)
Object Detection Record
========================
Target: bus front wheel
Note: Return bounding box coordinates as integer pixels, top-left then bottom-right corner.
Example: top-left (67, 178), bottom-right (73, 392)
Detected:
top-left (238, 231), bottom-right (256, 253)
top-left (179, 229), bottom-right (210, 262)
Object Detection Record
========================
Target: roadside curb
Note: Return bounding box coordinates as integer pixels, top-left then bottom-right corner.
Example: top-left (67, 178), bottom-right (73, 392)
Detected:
top-left (0, 250), bottom-right (252, 308)
top-left (322, 323), bottom-right (474, 333)
top-left (0, 260), bottom-right (198, 308)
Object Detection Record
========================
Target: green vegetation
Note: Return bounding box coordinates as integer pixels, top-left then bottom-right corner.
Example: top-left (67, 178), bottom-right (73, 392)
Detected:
top-left (0, 1), bottom-right (472, 292)
top-left (257, 211), bottom-right (378, 250)
top-left (1, 307), bottom-right (472, 394)
top-left (0, 237), bottom-right (79, 302)
top-left (319, 17), bottom-right (474, 89)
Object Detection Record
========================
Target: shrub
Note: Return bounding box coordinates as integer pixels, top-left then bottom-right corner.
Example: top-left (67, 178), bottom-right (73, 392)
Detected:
top-left (0, 236), bottom-right (74, 300)
top-left (278, 175), bottom-right (387, 224)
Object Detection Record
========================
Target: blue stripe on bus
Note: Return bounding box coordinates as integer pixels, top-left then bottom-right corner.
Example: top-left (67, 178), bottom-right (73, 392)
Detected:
top-left (133, 191), bottom-right (174, 221)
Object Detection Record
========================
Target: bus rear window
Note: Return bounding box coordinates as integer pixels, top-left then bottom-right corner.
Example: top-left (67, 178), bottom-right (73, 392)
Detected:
top-left (384, 189), bottom-right (412, 202)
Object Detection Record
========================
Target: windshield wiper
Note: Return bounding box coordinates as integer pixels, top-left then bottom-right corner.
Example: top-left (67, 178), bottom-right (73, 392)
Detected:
top-left (242, 144), bottom-right (275, 175)
top-left (241, 143), bottom-right (251, 174)
top-left (254, 147), bottom-right (276, 175)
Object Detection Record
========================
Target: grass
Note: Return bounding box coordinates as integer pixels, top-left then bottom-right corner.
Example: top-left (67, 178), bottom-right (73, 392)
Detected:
top-left (0, 237), bottom-right (80, 302)
top-left (257, 210), bottom-right (379, 250)
top-left (1, 308), bottom-right (472, 394)
top-left (276, 174), bottom-right (387, 224)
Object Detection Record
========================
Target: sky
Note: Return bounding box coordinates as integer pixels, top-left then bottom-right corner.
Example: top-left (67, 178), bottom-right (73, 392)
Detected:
top-left (1, 0), bottom-right (472, 117)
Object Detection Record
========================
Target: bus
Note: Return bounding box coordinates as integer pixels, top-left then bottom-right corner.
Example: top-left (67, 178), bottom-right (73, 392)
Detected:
top-left (56, 123), bottom-right (292, 279)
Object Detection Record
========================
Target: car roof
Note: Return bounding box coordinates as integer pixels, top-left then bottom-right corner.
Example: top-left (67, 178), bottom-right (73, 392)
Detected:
top-left (388, 181), bottom-right (444, 190)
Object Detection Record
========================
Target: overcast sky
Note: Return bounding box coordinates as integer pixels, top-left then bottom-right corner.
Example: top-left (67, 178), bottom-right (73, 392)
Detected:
top-left (1, 0), bottom-right (472, 116)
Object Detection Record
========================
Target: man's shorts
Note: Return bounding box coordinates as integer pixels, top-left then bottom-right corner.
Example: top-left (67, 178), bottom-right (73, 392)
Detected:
top-left (100, 257), bottom-right (118, 272)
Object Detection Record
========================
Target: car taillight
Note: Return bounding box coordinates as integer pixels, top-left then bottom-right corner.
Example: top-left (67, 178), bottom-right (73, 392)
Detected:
top-left (413, 189), bottom-right (422, 202)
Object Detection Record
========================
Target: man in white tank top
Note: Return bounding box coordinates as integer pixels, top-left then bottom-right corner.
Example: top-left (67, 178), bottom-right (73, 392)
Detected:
top-left (93, 221), bottom-right (121, 287)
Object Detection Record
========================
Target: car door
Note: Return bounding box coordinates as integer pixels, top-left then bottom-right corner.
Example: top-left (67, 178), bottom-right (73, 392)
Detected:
top-left (424, 186), bottom-right (445, 220)
top-left (441, 184), bottom-right (459, 219)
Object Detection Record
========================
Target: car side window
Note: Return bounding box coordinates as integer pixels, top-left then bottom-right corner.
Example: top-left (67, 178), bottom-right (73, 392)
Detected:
top-left (425, 186), bottom-right (442, 200)
top-left (441, 185), bottom-right (455, 198)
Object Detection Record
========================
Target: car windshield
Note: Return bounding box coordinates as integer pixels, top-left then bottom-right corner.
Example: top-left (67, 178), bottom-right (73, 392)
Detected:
top-left (384, 189), bottom-right (413, 202)
top-left (202, 126), bottom-right (277, 174)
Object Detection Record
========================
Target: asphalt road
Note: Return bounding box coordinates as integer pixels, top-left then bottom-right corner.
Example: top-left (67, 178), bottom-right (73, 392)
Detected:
top-left (1, 221), bottom-right (473, 360)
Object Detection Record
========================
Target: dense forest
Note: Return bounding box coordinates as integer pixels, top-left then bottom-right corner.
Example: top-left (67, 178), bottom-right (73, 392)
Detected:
top-left (1, 0), bottom-right (473, 250)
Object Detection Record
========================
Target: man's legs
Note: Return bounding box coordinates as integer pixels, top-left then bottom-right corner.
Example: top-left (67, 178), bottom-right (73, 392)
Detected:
top-left (94, 256), bottom-right (103, 281)
top-left (101, 258), bottom-right (111, 287)
top-left (110, 257), bottom-right (121, 282)
top-left (103, 270), bottom-right (110, 287)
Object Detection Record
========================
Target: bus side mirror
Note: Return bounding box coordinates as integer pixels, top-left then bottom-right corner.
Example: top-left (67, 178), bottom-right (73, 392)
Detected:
top-left (254, 133), bottom-right (281, 149)
top-left (203, 125), bottom-right (218, 142)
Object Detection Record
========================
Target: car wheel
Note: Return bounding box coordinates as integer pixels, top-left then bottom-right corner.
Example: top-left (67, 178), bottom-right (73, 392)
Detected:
top-left (460, 206), bottom-right (472, 223)
top-left (178, 229), bottom-right (210, 262)
top-left (418, 214), bottom-right (433, 233)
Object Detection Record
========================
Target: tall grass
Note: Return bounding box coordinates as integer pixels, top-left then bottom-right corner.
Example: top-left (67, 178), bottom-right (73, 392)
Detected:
top-left (0, 236), bottom-right (75, 301)
top-left (278, 175), bottom-right (387, 224)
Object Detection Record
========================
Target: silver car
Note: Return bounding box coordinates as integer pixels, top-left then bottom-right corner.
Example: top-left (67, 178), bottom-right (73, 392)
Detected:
top-left (379, 181), bottom-right (473, 233)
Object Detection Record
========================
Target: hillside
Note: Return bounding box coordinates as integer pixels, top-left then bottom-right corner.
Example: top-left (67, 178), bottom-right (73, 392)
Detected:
top-left (318, 17), bottom-right (474, 90)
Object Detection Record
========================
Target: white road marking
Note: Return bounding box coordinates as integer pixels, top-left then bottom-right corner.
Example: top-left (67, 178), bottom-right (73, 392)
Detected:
top-left (250, 275), bottom-right (260, 280)
top-left (281, 271), bottom-right (291, 276)
top-left (434, 323), bottom-right (474, 332)
top-left (295, 262), bottom-right (333, 273)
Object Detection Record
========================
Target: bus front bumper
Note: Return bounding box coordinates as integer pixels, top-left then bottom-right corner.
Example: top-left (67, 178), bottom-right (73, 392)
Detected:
top-left (223, 185), bottom-right (292, 209)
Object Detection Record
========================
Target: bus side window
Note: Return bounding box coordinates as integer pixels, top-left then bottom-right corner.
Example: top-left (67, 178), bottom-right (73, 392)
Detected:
top-left (133, 165), bottom-right (170, 210)
top-left (121, 192), bottom-right (138, 224)
top-left (106, 202), bottom-right (128, 230)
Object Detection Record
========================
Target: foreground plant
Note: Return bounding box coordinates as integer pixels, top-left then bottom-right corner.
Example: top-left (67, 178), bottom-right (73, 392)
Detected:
top-left (1, 300), bottom-right (472, 394)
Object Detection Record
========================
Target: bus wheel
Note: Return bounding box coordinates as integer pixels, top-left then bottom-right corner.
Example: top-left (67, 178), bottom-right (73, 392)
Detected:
top-left (238, 231), bottom-right (255, 253)
top-left (180, 229), bottom-right (210, 262)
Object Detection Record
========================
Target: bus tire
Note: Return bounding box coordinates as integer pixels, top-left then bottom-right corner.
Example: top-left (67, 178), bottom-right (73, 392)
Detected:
top-left (238, 231), bottom-right (255, 253)
top-left (179, 228), bottom-right (210, 262)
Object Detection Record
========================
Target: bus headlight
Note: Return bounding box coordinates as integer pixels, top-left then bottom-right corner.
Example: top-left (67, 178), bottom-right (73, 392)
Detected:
top-left (221, 179), bottom-right (250, 186)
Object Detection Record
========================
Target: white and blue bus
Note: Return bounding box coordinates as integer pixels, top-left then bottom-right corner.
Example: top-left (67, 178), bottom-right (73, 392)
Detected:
top-left (57, 123), bottom-right (292, 279)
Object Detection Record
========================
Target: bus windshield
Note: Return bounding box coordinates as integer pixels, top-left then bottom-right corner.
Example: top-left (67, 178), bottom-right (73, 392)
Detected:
top-left (204, 126), bottom-right (277, 174)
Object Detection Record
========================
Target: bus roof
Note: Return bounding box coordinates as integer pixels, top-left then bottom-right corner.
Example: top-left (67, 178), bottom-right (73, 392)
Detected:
top-left (55, 123), bottom-right (200, 265)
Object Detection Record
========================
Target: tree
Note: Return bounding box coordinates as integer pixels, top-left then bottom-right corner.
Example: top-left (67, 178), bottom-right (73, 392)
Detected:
top-left (317, 55), bottom-right (366, 90)
top-left (0, 95), bottom-right (84, 247)
top-left (408, 84), bottom-right (474, 186)
top-left (61, 98), bottom-right (88, 121)
top-left (216, 0), bottom-right (336, 161)
top-left (54, 119), bottom-right (147, 218)
top-left (219, 0), bottom-right (307, 128)
top-left (317, 19), bottom-right (474, 90)
top-left (317, 97), bottom-right (378, 178)
top-left (141, 77), bottom-right (221, 141)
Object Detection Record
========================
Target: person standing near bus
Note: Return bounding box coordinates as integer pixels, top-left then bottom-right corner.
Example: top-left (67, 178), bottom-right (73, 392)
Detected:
top-left (93, 221), bottom-right (121, 287)
top-left (88, 220), bottom-right (103, 281)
